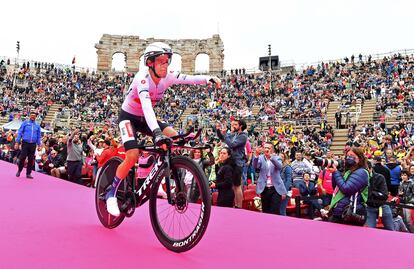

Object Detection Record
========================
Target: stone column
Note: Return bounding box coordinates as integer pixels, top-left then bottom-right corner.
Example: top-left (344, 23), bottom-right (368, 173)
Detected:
top-left (181, 53), bottom-right (195, 74)
top-left (126, 49), bottom-right (141, 73)
top-left (209, 54), bottom-right (224, 75)
top-left (96, 49), bottom-right (111, 73)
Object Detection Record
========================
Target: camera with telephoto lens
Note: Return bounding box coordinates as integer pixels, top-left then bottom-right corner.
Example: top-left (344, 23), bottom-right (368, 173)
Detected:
top-left (341, 207), bottom-right (366, 226)
top-left (314, 158), bottom-right (343, 169)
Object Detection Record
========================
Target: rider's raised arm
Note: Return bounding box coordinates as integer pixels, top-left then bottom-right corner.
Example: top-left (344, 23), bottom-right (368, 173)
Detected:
top-left (167, 71), bottom-right (216, 86)
top-left (137, 81), bottom-right (160, 132)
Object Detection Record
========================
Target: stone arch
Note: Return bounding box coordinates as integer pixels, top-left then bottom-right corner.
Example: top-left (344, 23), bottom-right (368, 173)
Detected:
top-left (96, 34), bottom-right (224, 74)
top-left (195, 53), bottom-right (210, 74)
top-left (111, 52), bottom-right (127, 71)
top-left (170, 53), bottom-right (182, 72)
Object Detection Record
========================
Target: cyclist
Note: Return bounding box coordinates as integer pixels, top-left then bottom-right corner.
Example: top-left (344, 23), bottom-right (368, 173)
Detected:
top-left (106, 42), bottom-right (221, 216)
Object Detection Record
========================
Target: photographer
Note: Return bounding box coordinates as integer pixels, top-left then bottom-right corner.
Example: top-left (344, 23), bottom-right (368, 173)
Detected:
top-left (185, 146), bottom-right (214, 202)
top-left (216, 119), bottom-right (248, 208)
top-left (328, 147), bottom-right (369, 226)
top-left (317, 167), bottom-right (334, 208)
top-left (66, 129), bottom-right (84, 185)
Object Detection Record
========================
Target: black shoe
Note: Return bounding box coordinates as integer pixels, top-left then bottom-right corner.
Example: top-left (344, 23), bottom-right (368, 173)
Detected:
top-left (26, 174), bottom-right (33, 179)
top-left (16, 171), bottom-right (21, 177)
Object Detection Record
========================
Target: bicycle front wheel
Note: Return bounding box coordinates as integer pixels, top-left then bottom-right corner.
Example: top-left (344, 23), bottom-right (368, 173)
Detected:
top-left (149, 155), bottom-right (211, 252)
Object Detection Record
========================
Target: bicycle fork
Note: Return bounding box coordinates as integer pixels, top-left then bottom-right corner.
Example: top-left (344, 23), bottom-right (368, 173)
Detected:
top-left (163, 151), bottom-right (174, 205)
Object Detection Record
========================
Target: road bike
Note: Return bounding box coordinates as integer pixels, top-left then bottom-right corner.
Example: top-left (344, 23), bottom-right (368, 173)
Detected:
top-left (95, 129), bottom-right (211, 252)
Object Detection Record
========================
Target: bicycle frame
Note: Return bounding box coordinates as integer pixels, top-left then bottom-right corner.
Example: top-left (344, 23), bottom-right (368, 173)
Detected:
top-left (126, 148), bottom-right (170, 208)
top-left (123, 127), bottom-right (208, 209)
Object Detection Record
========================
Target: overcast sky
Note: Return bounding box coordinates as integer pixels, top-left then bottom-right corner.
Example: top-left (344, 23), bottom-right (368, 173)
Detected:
top-left (1, 0), bottom-right (413, 71)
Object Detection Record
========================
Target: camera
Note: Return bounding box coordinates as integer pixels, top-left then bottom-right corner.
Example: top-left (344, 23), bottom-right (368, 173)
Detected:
top-left (342, 208), bottom-right (366, 226)
top-left (314, 158), bottom-right (343, 169)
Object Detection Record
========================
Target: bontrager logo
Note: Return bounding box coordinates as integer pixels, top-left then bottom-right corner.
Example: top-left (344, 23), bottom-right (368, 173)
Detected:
top-left (172, 203), bottom-right (205, 248)
top-left (137, 159), bottom-right (162, 197)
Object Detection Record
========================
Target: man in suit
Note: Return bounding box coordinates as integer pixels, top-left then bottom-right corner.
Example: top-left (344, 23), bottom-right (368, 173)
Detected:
top-left (253, 142), bottom-right (287, 215)
top-left (335, 110), bottom-right (342, 129)
top-left (299, 172), bottom-right (323, 219)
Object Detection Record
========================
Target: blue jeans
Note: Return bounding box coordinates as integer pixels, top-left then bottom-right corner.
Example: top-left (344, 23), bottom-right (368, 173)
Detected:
top-left (402, 208), bottom-right (414, 232)
top-left (242, 163), bottom-right (248, 186)
top-left (321, 194), bottom-right (332, 207)
top-left (280, 196), bottom-right (289, 216)
top-left (366, 205), bottom-right (394, 231)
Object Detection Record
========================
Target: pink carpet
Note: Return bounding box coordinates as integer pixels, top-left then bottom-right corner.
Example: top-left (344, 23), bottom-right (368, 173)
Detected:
top-left (1, 160), bottom-right (413, 269)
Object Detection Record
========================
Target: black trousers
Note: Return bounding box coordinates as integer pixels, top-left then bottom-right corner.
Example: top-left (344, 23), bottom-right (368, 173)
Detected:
top-left (335, 118), bottom-right (341, 129)
top-left (67, 160), bottom-right (83, 185)
top-left (260, 186), bottom-right (282, 215)
top-left (388, 185), bottom-right (399, 197)
top-left (18, 142), bottom-right (36, 175)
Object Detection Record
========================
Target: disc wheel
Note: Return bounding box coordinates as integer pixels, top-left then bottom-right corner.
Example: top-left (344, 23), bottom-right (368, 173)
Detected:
top-left (95, 157), bottom-right (126, 229)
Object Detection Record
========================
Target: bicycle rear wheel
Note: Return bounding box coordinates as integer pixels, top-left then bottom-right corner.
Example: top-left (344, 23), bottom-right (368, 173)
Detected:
top-left (149, 155), bottom-right (211, 252)
top-left (95, 157), bottom-right (126, 229)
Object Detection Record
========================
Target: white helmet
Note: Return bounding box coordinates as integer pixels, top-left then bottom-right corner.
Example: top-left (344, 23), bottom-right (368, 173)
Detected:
top-left (143, 42), bottom-right (173, 66)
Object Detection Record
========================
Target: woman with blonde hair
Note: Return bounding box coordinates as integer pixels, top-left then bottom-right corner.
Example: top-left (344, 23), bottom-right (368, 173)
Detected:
top-left (279, 151), bottom-right (292, 216)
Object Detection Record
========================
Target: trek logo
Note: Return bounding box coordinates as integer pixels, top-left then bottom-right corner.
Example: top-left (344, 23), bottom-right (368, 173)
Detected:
top-left (172, 203), bottom-right (205, 248)
top-left (137, 158), bottom-right (163, 197)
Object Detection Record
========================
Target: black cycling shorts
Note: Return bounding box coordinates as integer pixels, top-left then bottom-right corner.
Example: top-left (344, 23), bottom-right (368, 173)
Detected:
top-left (118, 109), bottom-right (170, 151)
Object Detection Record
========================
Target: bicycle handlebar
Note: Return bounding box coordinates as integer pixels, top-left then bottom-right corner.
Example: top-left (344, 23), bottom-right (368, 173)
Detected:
top-left (136, 128), bottom-right (205, 152)
top-left (170, 127), bottom-right (194, 141)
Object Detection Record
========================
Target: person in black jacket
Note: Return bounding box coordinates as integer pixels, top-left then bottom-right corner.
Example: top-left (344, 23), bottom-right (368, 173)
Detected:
top-left (366, 161), bottom-right (394, 230)
top-left (397, 170), bottom-right (414, 232)
top-left (299, 172), bottom-right (323, 219)
top-left (210, 147), bottom-right (235, 208)
top-left (335, 110), bottom-right (342, 129)
top-left (373, 156), bottom-right (391, 191)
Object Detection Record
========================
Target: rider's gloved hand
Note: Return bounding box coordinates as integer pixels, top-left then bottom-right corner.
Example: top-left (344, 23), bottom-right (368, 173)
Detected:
top-left (153, 128), bottom-right (172, 147)
top-left (208, 76), bottom-right (221, 89)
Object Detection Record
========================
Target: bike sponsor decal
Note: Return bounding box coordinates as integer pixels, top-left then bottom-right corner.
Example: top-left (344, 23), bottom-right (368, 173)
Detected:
top-left (137, 158), bottom-right (163, 197)
top-left (172, 203), bottom-right (205, 248)
top-left (119, 120), bottom-right (135, 143)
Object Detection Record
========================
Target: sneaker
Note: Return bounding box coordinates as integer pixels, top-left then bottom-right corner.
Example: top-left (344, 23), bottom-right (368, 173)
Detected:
top-left (105, 177), bottom-right (121, 217)
top-left (320, 209), bottom-right (329, 217)
top-left (106, 196), bottom-right (120, 217)
top-left (26, 174), bottom-right (33, 179)
top-left (157, 185), bottom-right (168, 199)
top-left (16, 171), bottom-right (21, 177)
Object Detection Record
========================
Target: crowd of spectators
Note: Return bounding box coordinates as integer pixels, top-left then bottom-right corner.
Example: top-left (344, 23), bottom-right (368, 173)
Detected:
top-left (1, 51), bottom-right (414, 232)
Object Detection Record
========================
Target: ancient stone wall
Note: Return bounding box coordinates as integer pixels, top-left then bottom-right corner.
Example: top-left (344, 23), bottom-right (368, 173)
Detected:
top-left (95, 34), bottom-right (224, 74)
